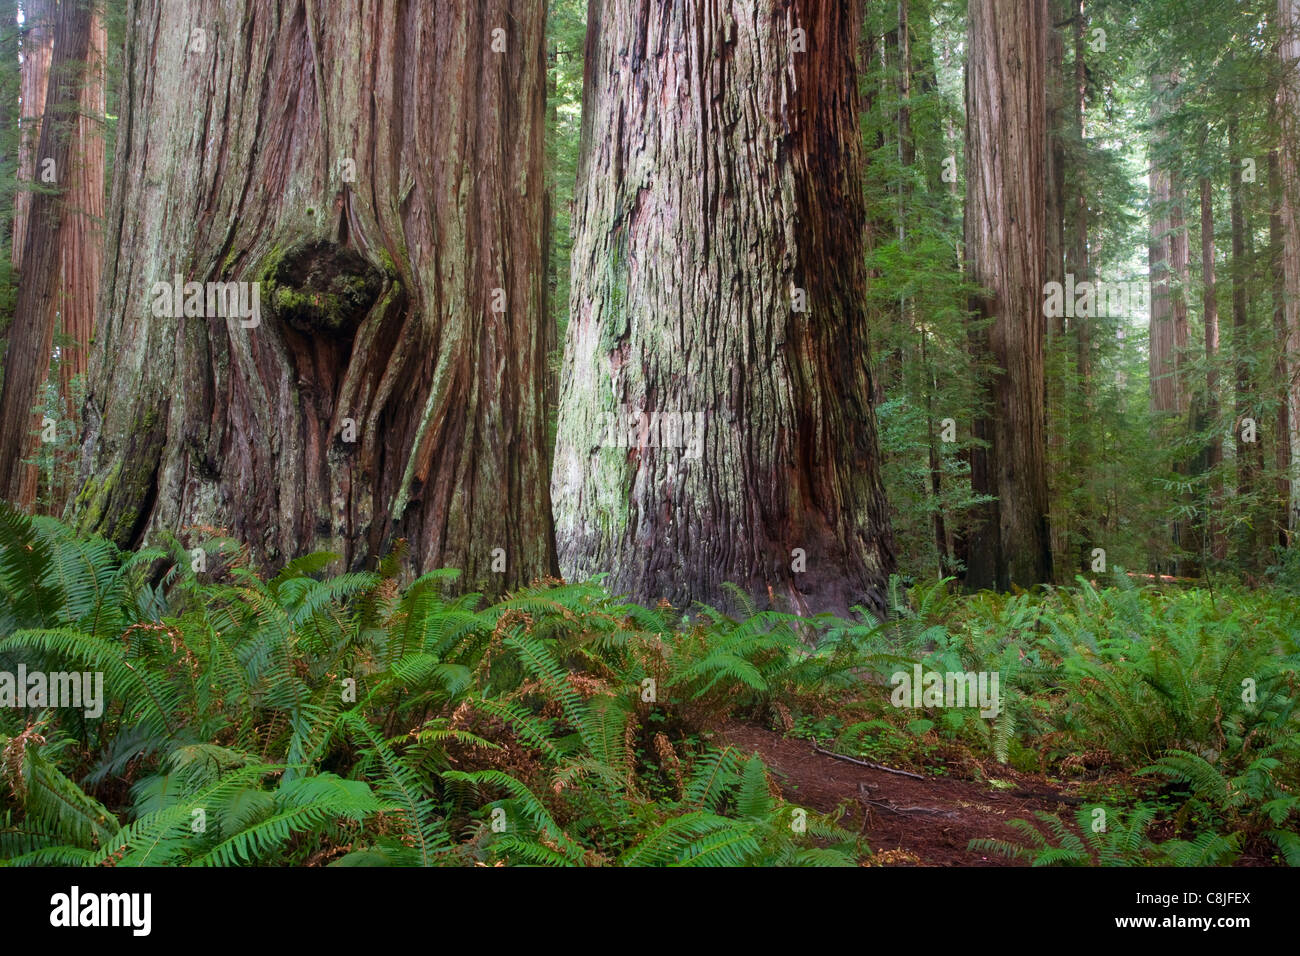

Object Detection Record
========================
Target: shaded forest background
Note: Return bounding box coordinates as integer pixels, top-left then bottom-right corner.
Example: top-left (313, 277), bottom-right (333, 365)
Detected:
top-left (1, 0), bottom-right (1299, 607)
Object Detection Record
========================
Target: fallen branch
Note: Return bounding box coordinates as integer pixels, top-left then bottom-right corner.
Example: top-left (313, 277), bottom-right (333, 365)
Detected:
top-left (811, 740), bottom-right (927, 780)
top-left (857, 784), bottom-right (956, 818)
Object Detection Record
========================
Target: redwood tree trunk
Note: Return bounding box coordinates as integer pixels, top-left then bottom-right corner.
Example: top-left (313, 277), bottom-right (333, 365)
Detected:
top-left (963, 0), bottom-right (1053, 591)
top-left (71, 0), bottom-right (556, 590)
top-left (1270, 150), bottom-right (1291, 548)
top-left (1148, 75), bottom-right (1188, 419)
top-left (1229, 118), bottom-right (1259, 568)
top-left (0, 0), bottom-right (93, 507)
top-left (57, 10), bottom-right (106, 411)
top-left (13, 0), bottom-right (52, 271)
top-left (551, 0), bottom-right (897, 618)
top-left (1200, 174), bottom-right (1225, 561)
top-left (1279, 0), bottom-right (1300, 540)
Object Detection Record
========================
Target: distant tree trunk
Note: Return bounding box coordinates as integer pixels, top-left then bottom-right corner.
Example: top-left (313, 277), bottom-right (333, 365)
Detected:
top-left (1229, 118), bottom-right (1260, 569)
top-left (71, 0), bottom-right (556, 590)
top-left (1199, 174), bottom-right (1225, 561)
top-left (1148, 75), bottom-right (1187, 420)
top-left (1271, 150), bottom-right (1292, 548)
top-left (13, 0), bottom-right (52, 270)
top-left (0, 1), bottom-right (19, 253)
top-left (552, 0), bottom-right (897, 618)
top-left (1279, 0), bottom-right (1300, 541)
top-left (1068, 0), bottom-right (1093, 573)
top-left (56, 9), bottom-right (106, 416)
top-left (962, 0), bottom-right (1053, 591)
top-left (0, 0), bottom-right (93, 508)
top-left (1045, 0), bottom-right (1069, 574)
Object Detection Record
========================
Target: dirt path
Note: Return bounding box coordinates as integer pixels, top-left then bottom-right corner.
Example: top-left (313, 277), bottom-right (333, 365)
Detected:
top-left (722, 722), bottom-right (1079, 865)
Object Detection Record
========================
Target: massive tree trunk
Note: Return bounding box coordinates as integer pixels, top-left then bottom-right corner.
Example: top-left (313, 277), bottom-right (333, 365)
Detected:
top-left (552, 0), bottom-right (897, 618)
top-left (1279, 0), bottom-right (1300, 540)
top-left (13, 0), bottom-right (52, 270)
top-left (962, 0), bottom-right (1053, 591)
top-left (0, 0), bottom-right (94, 508)
top-left (56, 9), bottom-right (106, 413)
top-left (71, 0), bottom-right (556, 590)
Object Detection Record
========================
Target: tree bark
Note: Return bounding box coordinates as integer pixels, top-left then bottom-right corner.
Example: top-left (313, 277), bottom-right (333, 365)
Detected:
top-left (1067, 0), bottom-right (1092, 573)
top-left (1279, 0), bottom-right (1300, 541)
top-left (13, 0), bottom-right (52, 270)
top-left (1199, 174), bottom-right (1225, 561)
top-left (1148, 74), bottom-right (1187, 420)
top-left (1270, 149), bottom-right (1291, 548)
top-left (1045, 0), bottom-right (1068, 574)
top-left (1229, 118), bottom-right (1260, 569)
top-left (71, 0), bottom-right (556, 590)
top-left (962, 0), bottom-right (1053, 591)
top-left (552, 0), bottom-right (897, 618)
top-left (0, 0), bottom-right (94, 508)
top-left (56, 9), bottom-right (106, 414)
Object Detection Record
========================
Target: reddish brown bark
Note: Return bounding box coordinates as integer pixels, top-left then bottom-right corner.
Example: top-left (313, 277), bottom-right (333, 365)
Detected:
top-left (72, 0), bottom-right (556, 589)
top-left (13, 0), bottom-right (52, 270)
top-left (0, 0), bottom-right (94, 508)
top-left (962, 0), bottom-right (1054, 590)
top-left (552, 0), bottom-right (896, 617)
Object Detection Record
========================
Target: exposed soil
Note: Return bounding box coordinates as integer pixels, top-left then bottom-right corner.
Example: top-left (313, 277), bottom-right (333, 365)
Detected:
top-left (721, 722), bottom-right (1083, 866)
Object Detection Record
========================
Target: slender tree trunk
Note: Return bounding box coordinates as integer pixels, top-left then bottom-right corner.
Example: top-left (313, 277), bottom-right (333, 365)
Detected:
top-left (1045, 0), bottom-right (1069, 574)
top-left (1271, 150), bottom-right (1292, 548)
top-left (962, 0), bottom-right (1053, 591)
top-left (1200, 174), bottom-right (1225, 561)
top-left (1149, 75), bottom-right (1186, 419)
top-left (0, 1), bottom-right (19, 255)
top-left (1279, 0), bottom-right (1300, 540)
top-left (71, 0), bottom-right (556, 590)
top-left (1068, 0), bottom-right (1092, 573)
top-left (1229, 118), bottom-right (1259, 569)
top-left (13, 0), bottom-right (52, 270)
top-left (0, 0), bottom-right (94, 508)
top-left (552, 0), bottom-right (897, 618)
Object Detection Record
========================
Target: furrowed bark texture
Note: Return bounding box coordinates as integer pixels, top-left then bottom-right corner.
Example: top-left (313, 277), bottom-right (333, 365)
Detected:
top-left (963, 0), bottom-right (1053, 590)
top-left (13, 0), bottom-right (52, 270)
top-left (0, 0), bottom-right (93, 507)
top-left (58, 10), bottom-right (106, 408)
top-left (552, 0), bottom-right (897, 618)
top-left (73, 0), bottom-right (556, 589)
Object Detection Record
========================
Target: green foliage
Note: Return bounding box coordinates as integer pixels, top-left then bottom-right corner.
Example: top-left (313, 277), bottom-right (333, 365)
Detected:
top-left (0, 507), bottom-right (856, 867)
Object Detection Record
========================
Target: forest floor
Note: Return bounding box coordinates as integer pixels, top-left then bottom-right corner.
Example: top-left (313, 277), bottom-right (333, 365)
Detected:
top-left (722, 722), bottom-right (1084, 865)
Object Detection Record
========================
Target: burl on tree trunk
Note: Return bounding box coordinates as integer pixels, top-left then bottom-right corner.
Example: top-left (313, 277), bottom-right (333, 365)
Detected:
top-left (552, 0), bottom-right (897, 619)
top-left (72, 0), bottom-right (557, 590)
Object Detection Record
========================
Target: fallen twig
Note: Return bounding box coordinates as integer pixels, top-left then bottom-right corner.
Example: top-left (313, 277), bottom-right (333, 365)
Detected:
top-left (811, 740), bottom-right (927, 779)
top-left (857, 784), bottom-right (956, 818)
